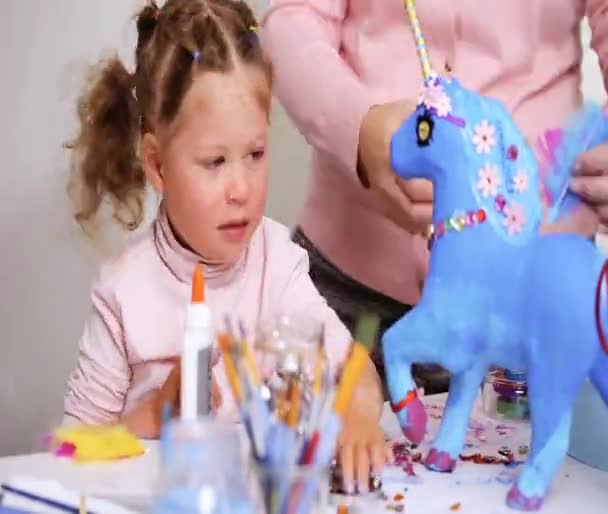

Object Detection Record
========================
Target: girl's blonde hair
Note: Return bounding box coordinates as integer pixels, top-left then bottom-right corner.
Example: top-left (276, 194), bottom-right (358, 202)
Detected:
top-left (66, 0), bottom-right (272, 232)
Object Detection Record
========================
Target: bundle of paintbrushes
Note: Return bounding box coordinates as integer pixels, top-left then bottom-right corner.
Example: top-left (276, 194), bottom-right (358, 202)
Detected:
top-left (218, 314), bottom-right (379, 514)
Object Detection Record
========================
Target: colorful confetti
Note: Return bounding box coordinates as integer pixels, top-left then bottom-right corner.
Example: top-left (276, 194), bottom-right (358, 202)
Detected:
top-left (498, 446), bottom-right (513, 458)
top-left (391, 441), bottom-right (422, 477)
top-left (459, 452), bottom-right (512, 465)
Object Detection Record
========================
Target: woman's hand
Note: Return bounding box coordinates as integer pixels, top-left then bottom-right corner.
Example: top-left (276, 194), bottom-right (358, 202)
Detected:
top-left (358, 100), bottom-right (434, 234)
top-left (540, 145), bottom-right (608, 237)
top-left (570, 145), bottom-right (608, 229)
top-left (120, 358), bottom-right (223, 439)
top-left (336, 413), bottom-right (393, 495)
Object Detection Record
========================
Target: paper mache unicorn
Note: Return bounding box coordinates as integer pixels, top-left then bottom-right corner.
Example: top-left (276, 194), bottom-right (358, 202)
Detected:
top-left (382, 1), bottom-right (608, 511)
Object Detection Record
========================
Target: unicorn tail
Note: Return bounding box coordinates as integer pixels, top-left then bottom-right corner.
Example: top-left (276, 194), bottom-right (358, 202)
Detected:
top-left (590, 261), bottom-right (608, 406)
top-left (538, 103), bottom-right (608, 224)
top-left (594, 260), bottom-right (608, 354)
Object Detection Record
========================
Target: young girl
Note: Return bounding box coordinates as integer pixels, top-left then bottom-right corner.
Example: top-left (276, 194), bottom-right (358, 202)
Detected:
top-left (63, 0), bottom-right (388, 494)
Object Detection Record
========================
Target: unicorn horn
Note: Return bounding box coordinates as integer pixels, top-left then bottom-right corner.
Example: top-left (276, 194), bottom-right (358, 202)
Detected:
top-left (403, 0), bottom-right (433, 82)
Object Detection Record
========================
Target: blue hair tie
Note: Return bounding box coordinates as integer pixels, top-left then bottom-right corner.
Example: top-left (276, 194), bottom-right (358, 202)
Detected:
top-left (192, 50), bottom-right (201, 62)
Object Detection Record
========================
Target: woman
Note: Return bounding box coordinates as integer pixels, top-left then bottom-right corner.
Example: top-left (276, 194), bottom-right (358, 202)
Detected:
top-left (260, 0), bottom-right (608, 394)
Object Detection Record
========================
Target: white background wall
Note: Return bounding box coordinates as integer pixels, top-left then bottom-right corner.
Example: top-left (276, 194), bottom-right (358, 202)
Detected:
top-left (0, 3), bottom-right (604, 457)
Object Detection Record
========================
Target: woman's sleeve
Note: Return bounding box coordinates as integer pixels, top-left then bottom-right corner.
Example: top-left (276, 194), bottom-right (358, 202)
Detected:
top-left (587, 1), bottom-right (608, 90)
top-left (278, 244), bottom-right (352, 375)
top-left (63, 282), bottom-right (131, 425)
top-left (260, 0), bottom-right (376, 178)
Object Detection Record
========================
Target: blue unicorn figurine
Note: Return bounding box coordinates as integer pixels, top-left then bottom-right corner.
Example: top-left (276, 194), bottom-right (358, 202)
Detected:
top-left (382, 73), bottom-right (608, 511)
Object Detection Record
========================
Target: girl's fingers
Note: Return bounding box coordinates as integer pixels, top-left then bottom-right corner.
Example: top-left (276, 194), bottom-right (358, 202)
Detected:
top-left (338, 443), bottom-right (356, 495)
top-left (354, 443), bottom-right (371, 494)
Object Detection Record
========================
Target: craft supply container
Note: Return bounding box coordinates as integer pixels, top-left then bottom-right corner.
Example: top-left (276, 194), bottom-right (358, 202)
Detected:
top-left (252, 463), bottom-right (329, 514)
top-left (151, 418), bottom-right (254, 514)
top-left (481, 368), bottom-right (529, 422)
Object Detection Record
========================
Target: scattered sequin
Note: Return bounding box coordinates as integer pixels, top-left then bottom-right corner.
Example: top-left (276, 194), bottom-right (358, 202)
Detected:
top-left (498, 446), bottom-right (512, 458)
top-left (460, 453), bottom-right (511, 465)
top-left (494, 194), bottom-right (507, 212)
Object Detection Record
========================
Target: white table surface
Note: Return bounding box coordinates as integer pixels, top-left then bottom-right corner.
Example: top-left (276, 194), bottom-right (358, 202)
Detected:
top-left (1, 395), bottom-right (606, 514)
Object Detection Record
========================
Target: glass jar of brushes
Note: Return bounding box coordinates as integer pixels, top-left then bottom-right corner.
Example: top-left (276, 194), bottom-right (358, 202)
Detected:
top-left (250, 315), bottom-right (332, 514)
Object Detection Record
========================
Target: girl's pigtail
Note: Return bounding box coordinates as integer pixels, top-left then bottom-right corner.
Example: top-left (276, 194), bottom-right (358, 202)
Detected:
top-left (66, 56), bottom-right (146, 233)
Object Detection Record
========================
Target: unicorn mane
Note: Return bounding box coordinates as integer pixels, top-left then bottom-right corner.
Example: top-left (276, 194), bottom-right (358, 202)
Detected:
top-left (538, 103), bottom-right (608, 223)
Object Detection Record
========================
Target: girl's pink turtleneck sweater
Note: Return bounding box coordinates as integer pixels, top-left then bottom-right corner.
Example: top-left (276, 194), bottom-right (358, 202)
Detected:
top-left (63, 208), bottom-right (351, 424)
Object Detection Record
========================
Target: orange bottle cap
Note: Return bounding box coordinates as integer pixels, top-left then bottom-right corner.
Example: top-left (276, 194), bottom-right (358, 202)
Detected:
top-left (192, 263), bottom-right (205, 303)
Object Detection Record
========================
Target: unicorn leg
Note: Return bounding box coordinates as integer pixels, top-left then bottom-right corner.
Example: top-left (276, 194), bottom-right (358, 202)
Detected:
top-left (426, 366), bottom-right (486, 472)
top-left (507, 408), bottom-right (573, 511)
top-left (506, 356), bottom-right (584, 511)
top-left (382, 306), bottom-right (446, 445)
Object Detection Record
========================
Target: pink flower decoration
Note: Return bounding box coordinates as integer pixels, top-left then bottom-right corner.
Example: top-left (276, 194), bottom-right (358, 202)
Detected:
top-left (477, 163), bottom-right (501, 198)
top-left (418, 83), bottom-right (452, 116)
top-left (434, 94), bottom-right (452, 117)
top-left (503, 202), bottom-right (526, 235)
top-left (472, 120), bottom-right (496, 154)
top-left (513, 170), bottom-right (528, 193)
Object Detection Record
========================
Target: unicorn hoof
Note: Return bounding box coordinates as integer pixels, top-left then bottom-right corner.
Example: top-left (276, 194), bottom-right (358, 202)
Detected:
top-left (425, 448), bottom-right (456, 472)
top-left (506, 485), bottom-right (544, 511)
top-left (401, 396), bottom-right (427, 445)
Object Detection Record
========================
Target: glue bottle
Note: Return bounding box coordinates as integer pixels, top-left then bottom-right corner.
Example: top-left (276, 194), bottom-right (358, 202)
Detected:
top-left (181, 263), bottom-right (214, 419)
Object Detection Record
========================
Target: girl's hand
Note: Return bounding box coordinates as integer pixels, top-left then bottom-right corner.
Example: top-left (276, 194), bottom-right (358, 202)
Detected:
top-left (335, 414), bottom-right (393, 495)
top-left (120, 358), bottom-right (223, 439)
top-left (120, 361), bottom-right (181, 439)
top-left (358, 100), bottom-right (433, 234)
